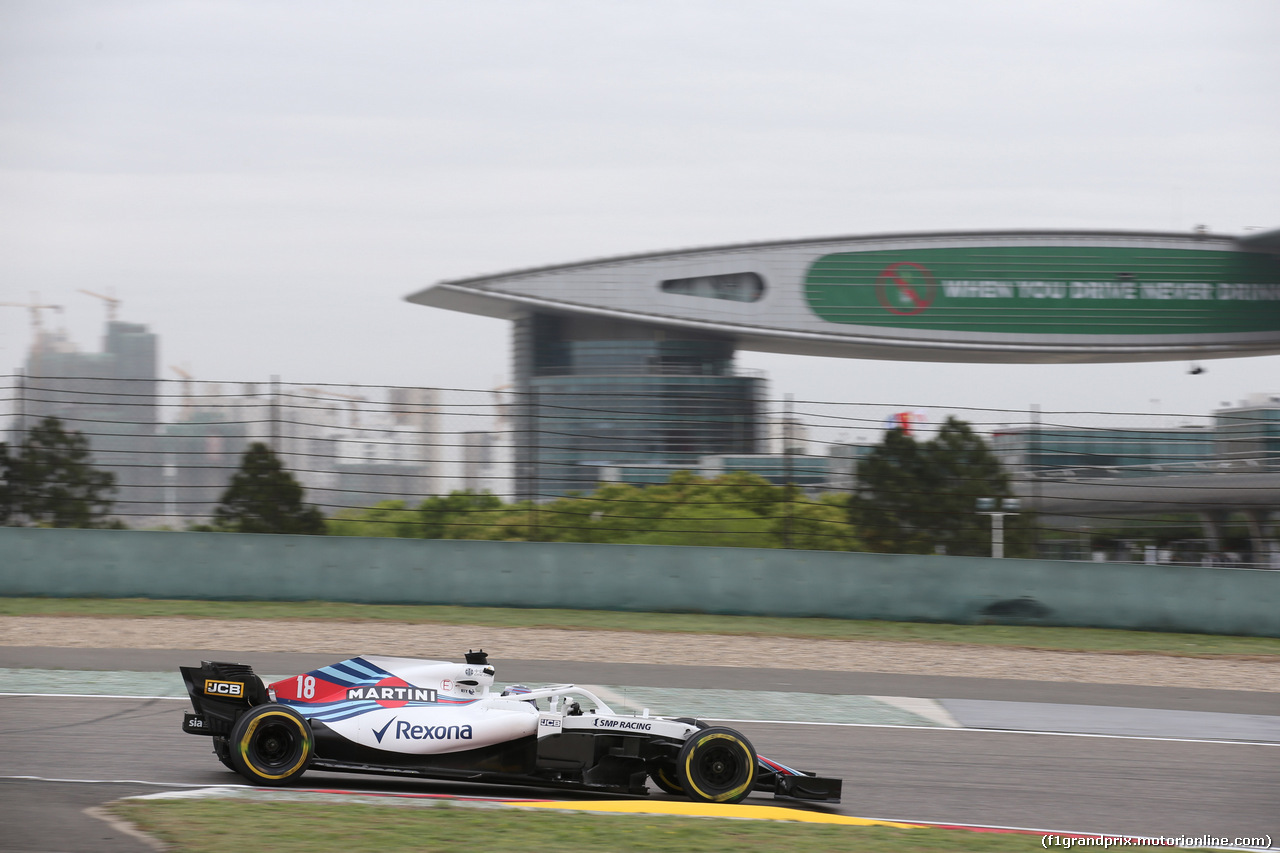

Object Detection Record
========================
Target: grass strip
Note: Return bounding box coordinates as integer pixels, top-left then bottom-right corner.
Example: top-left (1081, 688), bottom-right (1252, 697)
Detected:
top-left (108, 799), bottom-right (1050, 853)
top-left (4, 596), bottom-right (1279, 658)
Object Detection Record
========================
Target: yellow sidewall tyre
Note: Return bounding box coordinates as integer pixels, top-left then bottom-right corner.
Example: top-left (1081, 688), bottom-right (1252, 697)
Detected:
top-left (676, 727), bottom-right (757, 804)
top-left (228, 704), bottom-right (313, 786)
top-left (650, 762), bottom-right (685, 796)
top-left (212, 737), bottom-right (235, 771)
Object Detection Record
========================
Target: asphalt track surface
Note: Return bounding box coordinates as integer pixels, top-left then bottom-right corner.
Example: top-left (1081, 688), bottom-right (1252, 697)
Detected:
top-left (1, 648), bottom-right (1277, 853)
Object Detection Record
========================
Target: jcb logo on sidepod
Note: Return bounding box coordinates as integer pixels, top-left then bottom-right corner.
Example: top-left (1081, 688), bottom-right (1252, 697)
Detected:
top-left (204, 679), bottom-right (244, 697)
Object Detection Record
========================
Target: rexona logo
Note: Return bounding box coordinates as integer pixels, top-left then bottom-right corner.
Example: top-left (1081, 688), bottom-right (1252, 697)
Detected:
top-left (203, 679), bottom-right (244, 697)
top-left (371, 717), bottom-right (474, 744)
top-left (592, 719), bottom-right (653, 731)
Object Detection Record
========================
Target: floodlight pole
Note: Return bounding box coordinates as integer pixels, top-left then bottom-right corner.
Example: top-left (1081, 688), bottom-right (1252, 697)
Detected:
top-left (989, 511), bottom-right (1008, 559)
top-left (976, 498), bottom-right (1021, 558)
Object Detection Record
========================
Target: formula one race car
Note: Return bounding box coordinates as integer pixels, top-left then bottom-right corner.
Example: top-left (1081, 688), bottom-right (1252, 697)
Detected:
top-left (180, 651), bottom-right (841, 805)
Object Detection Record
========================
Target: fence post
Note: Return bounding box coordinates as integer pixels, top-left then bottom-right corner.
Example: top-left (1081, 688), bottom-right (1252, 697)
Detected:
top-left (270, 375), bottom-right (281, 451)
top-left (783, 393), bottom-right (793, 549)
top-left (1031, 402), bottom-right (1041, 557)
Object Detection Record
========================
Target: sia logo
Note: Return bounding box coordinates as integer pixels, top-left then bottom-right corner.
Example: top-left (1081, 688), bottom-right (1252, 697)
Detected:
top-left (875, 262), bottom-right (937, 316)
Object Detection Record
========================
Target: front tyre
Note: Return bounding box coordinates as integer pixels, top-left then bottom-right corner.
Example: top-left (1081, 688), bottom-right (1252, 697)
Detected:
top-left (649, 761), bottom-right (685, 796)
top-left (228, 704), bottom-right (313, 786)
top-left (676, 726), bottom-right (756, 804)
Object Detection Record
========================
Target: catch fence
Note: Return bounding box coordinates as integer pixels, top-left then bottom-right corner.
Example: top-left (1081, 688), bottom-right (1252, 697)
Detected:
top-left (2, 373), bottom-right (1277, 566)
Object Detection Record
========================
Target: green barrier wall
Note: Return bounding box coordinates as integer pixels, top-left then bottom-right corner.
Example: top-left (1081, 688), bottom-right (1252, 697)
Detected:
top-left (1, 527), bottom-right (1275, 636)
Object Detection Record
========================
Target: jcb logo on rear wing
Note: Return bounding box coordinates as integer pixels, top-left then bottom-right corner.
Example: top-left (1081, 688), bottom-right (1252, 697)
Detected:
top-left (204, 679), bottom-right (245, 697)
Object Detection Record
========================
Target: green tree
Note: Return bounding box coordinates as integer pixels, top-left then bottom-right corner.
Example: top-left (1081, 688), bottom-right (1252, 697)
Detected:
top-left (769, 491), bottom-right (858, 551)
top-left (853, 426), bottom-right (936, 554)
top-left (212, 442), bottom-right (326, 534)
top-left (499, 472), bottom-right (855, 550)
top-left (416, 490), bottom-right (506, 539)
top-left (323, 473), bottom-right (860, 550)
top-left (327, 500), bottom-right (420, 538)
top-left (3, 417), bottom-right (117, 527)
top-left (853, 416), bottom-right (1030, 557)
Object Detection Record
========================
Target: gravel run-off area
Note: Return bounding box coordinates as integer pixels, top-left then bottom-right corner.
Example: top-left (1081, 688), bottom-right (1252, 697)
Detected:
top-left (2, 615), bottom-right (1278, 692)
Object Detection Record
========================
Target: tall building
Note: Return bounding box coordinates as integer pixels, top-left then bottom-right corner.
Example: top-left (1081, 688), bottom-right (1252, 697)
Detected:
top-left (510, 313), bottom-right (765, 497)
top-left (992, 425), bottom-right (1215, 477)
top-left (16, 320), bottom-right (163, 522)
top-left (1214, 393), bottom-right (1280, 465)
top-left (165, 383), bottom-right (443, 519)
top-left (9, 318), bottom-right (448, 525)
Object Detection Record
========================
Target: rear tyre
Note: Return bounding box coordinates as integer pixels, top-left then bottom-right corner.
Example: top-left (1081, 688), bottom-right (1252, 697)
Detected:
top-left (675, 726), bottom-right (756, 804)
top-left (227, 704), bottom-right (313, 786)
top-left (212, 737), bottom-right (235, 771)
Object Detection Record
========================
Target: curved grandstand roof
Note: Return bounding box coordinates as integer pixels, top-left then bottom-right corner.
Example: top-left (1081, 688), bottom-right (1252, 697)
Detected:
top-left (407, 228), bottom-right (1280, 365)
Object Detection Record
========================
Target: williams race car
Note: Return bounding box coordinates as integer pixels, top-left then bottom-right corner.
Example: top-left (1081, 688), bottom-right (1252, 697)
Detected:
top-left (180, 650), bottom-right (841, 805)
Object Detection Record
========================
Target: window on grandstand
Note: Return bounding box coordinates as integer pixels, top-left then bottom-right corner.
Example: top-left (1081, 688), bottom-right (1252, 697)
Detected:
top-left (660, 272), bottom-right (764, 302)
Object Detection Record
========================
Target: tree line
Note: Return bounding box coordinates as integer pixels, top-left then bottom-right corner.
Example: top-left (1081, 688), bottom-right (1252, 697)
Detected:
top-left (1, 415), bottom-right (1032, 556)
top-left (1, 417), bottom-right (118, 528)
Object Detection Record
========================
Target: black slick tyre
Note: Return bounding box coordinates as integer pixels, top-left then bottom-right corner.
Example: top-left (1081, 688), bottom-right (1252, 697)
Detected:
top-left (212, 737), bottom-right (235, 771)
top-left (650, 762), bottom-right (685, 796)
top-left (227, 704), bottom-right (313, 786)
top-left (675, 726), bottom-right (756, 804)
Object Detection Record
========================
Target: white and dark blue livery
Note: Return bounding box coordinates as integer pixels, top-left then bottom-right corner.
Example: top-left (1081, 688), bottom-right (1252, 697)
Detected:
top-left (180, 650), bottom-right (841, 804)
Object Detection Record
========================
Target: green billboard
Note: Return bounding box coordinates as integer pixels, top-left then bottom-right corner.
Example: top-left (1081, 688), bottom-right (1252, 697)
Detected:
top-left (804, 246), bottom-right (1280, 335)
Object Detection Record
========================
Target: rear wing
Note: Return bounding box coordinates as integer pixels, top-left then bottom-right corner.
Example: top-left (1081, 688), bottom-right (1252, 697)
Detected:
top-left (179, 661), bottom-right (269, 736)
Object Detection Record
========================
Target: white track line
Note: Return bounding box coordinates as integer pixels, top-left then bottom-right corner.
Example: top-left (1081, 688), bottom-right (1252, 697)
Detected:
top-left (704, 716), bottom-right (1280, 747)
top-left (3, 774), bottom-right (236, 788)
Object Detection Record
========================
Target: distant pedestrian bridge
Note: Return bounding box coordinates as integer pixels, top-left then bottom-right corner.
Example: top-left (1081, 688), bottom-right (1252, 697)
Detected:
top-left (1018, 461), bottom-right (1280, 564)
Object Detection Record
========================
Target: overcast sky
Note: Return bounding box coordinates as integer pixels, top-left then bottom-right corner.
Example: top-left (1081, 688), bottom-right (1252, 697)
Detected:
top-left (2, 0), bottom-right (1278, 426)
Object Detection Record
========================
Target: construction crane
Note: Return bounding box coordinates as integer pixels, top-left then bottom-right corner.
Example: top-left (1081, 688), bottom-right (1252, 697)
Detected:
top-left (78, 289), bottom-right (121, 321)
top-left (301, 387), bottom-right (368, 428)
top-left (0, 300), bottom-right (63, 332)
top-left (170, 365), bottom-right (197, 419)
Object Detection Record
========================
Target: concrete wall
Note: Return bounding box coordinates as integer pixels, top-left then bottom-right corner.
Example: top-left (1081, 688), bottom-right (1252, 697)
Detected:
top-left (1, 527), bottom-right (1275, 637)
